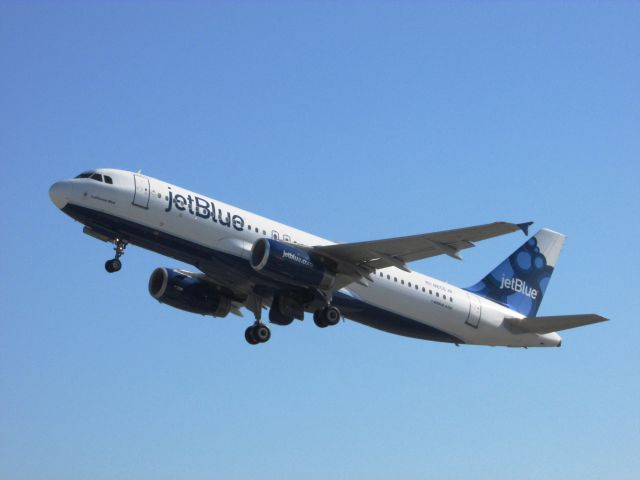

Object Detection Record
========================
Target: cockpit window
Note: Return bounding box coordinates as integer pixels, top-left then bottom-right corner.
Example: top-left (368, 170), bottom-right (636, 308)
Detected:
top-left (75, 171), bottom-right (113, 184)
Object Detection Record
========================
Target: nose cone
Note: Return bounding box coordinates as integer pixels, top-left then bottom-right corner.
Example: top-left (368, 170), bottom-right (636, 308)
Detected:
top-left (49, 181), bottom-right (69, 209)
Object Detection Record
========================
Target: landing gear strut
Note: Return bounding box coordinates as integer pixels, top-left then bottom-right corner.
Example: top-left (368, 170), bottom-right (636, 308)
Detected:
top-left (313, 305), bottom-right (341, 328)
top-left (244, 293), bottom-right (271, 345)
top-left (105, 238), bottom-right (127, 273)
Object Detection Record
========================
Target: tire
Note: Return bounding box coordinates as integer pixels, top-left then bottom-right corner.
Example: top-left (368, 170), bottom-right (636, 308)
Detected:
top-left (313, 310), bottom-right (328, 328)
top-left (245, 327), bottom-right (259, 345)
top-left (105, 259), bottom-right (121, 273)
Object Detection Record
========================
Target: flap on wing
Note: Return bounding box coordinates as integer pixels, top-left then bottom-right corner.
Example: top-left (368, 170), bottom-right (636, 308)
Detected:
top-left (313, 221), bottom-right (531, 273)
top-left (505, 314), bottom-right (608, 334)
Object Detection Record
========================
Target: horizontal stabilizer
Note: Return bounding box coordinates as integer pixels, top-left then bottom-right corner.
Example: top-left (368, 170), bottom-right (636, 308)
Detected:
top-left (505, 314), bottom-right (608, 334)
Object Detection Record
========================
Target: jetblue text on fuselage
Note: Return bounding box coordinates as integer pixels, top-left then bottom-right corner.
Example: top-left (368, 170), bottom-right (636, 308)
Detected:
top-left (500, 275), bottom-right (538, 299)
top-left (165, 190), bottom-right (245, 231)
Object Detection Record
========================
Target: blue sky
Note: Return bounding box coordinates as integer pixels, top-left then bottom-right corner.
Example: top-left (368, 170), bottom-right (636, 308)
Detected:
top-left (1, 2), bottom-right (638, 479)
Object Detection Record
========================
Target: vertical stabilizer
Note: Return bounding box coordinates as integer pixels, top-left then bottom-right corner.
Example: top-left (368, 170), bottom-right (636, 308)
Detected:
top-left (465, 229), bottom-right (566, 317)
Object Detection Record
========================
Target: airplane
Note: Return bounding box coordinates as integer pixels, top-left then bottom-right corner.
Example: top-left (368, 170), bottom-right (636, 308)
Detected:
top-left (49, 168), bottom-right (607, 347)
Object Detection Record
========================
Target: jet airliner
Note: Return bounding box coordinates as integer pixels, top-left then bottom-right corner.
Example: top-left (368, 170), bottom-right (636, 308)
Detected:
top-left (49, 169), bottom-right (607, 346)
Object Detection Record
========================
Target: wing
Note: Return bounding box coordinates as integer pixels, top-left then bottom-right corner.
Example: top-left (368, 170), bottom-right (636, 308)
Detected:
top-left (312, 221), bottom-right (532, 287)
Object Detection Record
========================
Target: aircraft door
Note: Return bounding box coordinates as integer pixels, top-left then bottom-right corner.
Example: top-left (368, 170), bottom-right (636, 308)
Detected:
top-left (466, 293), bottom-right (482, 328)
top-left (132, 174), bottom-right (150, 209)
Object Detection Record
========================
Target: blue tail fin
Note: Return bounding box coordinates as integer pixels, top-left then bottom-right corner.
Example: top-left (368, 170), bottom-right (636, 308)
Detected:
top-left (465, 228), bottom-right (566, 317)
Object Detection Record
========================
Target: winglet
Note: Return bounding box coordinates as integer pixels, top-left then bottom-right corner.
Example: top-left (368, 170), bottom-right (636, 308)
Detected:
top-left (517, 222), bottom-right (534, 236)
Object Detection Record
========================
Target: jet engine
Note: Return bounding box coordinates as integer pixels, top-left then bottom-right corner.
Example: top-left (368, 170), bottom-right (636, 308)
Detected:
top-left (148, 268), bottom-right (232, 317)
top-left (250, 238), bottom-right (335, 289)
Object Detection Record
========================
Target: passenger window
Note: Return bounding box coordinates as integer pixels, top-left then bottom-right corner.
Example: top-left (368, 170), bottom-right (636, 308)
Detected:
top-left (90, 173), bottom-right (103, 182)
top-left (450, 297), bottom-right (454, 302)
top-left (429, 290), bottom-right (433, 295)
top-left (408, 282), bottom-right (411, 287)
top-left (104, 175), bottom-right (113, 184)
top-left (387, 275), bottom-right (390, 280)
top-left (394, 277), bottom-right (397, 282)
top-left (422, 287), bottom-right (425, 292)
top-left (401, 280), bottom-right (404, 285)
top-left (415, 285), bottom-right (418, 290)
top-left (436, 292), bottom-right (439, 297)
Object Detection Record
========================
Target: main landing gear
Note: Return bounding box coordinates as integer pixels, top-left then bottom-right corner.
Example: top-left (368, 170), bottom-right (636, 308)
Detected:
top-left (105, 238), bottom-right (128, 273)
top-left (313, 305), bottom-right (341, 328)
top-left (243, 293), bottom-right (342, 345)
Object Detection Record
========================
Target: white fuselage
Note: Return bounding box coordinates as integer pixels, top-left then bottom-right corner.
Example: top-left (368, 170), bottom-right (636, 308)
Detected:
top-left (49, 168), bottom-right (561, 347)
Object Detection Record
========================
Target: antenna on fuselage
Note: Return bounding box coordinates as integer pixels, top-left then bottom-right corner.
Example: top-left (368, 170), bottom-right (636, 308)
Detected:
top-left (136, 169), bottom-right (142, 174)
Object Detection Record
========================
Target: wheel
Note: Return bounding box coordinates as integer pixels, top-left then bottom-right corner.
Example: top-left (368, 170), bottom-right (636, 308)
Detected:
top-left (313, 310), bottom-right (328, 328)
top-left (245, 326), bottom-right (259, 345)
top-left (105, 259), bottom-right (121, 273)
top-left (254, 324), bottom-right (271, 343)
top-left (315, 306), bottom-right (341, 327)
top-left (323, 306), bottom-right (341, 326)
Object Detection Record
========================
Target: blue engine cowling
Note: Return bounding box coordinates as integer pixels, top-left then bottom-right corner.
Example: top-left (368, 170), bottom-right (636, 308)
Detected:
top-left (250, 238), bottom-right (335, 289)
top-left (148, 268), bottom-right (232, 316)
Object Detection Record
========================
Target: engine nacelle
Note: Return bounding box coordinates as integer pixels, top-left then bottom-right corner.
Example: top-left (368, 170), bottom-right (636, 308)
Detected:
top-left (148, 268), bottom-right (232, 317)
top-left (250, 238), bottom-right (335, 289)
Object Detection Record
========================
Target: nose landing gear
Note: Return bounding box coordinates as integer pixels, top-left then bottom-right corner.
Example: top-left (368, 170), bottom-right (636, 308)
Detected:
top-left (105, 238), bottom-right (128, 273)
